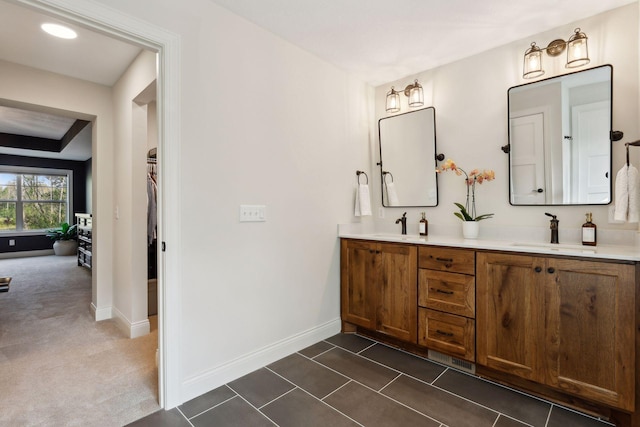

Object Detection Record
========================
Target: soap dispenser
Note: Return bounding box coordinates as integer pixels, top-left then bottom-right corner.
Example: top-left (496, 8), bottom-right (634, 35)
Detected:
top-left (419, 212), bottom-right (428, 236)
top-left (582, 212), bottom-right (597, 246)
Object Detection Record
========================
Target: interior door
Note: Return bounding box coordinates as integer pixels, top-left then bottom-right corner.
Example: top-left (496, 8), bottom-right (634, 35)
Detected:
top-left (571, 101), bottom-right (610, 203)
top-left (510, 113), bottom-right (546, 204)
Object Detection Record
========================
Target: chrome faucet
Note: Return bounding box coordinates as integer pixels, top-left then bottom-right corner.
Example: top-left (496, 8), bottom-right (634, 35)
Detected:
top-left (395, 212), bottom-right (407, 235)
top-left (545, 213), bottom-right (559, 244)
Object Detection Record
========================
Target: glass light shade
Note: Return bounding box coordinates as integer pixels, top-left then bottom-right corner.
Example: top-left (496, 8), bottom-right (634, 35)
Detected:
top-left (408, 80), bottom-right (424, 108)
top-left (386, 87), bottom-right (400, 113)
top-left (566, 28), bottom-right (589, 68)
top-left (523, 43), bottom-right (544, 79)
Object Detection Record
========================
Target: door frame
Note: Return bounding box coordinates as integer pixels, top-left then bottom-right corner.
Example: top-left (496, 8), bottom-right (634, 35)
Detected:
top-left (17, 0), bottom-right (183, 409)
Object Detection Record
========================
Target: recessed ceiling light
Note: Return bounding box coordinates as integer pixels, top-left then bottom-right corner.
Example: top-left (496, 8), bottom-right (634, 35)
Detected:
top-left (41, 23), bottom-right (77, 39)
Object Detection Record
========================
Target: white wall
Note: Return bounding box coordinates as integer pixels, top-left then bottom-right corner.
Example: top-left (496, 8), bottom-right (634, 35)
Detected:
top-left (373, 4), bottom-right (639, 241)
top-left (111, 50), bottom-right (157, 336)
top-left (0, 60), bottom-right (115, 318)
top-left (80, 0), bottom-right (372, 402)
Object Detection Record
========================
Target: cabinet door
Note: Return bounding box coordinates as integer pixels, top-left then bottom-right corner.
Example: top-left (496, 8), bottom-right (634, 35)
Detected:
top-left (476, 252), bottom-right (545, 382)
top-left (376, 243), bottom-right (417, 343)
top-left (544, 259), bottom-right (635, 411)
top-left (340, 240), bottom-right (377, 329)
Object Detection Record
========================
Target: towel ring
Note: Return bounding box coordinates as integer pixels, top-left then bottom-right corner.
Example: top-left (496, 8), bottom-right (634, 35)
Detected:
top-left (356, 170), bottom-right (368, 185)
top-left (624, 140), bottom-right (640, 166)
top-left (382, 171), bottom-right (394, 184)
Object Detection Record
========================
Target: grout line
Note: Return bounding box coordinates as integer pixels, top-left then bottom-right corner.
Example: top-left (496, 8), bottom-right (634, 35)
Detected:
top-left (301, 343), bottom-right (336, 359)
top-left (431, 366), bottom-right (449, 384)
top-left (494, 413), bottom-right (535, 427)
top-left (185, 393), bottom-right (238, 420)
top-left (289, 380), bottom-right (366, 427)
top-left (357, 341), bottom-right (378, 354)
top-left (378, 372), bottom-right (402, 393)
top-left (320, 379), bottom-right (354, 401)
top-left (226, 387), bottom-right (279, 426)
top-left (544, 405), bottom-right (553, 427)
top-left (547, 404), bottom-right (615, 427)
top-left (257, 385), bottom-right (298, 410)
top-left (175, 407), bottom-right (195, 426)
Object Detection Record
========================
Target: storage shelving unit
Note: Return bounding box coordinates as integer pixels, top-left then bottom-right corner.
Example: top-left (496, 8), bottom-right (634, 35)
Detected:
top-left (75, 213), bottom-right (92, 270)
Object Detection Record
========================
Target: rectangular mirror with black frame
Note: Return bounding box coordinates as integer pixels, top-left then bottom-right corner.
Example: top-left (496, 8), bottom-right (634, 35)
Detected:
top-left (378, 107), bottom-right (438, 207)
top-left (507, 64), bottom-right (612, 205)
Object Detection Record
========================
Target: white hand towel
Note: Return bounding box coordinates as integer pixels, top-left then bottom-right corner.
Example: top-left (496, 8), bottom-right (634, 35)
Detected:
top-left (614, 164), bottom-right (629, 222)
top-left (354, 184), bottom-right (372, 216)
top-left (385, 182), bottom-right (399, 206)
top-left (628, 165), bottom-right (639, 223)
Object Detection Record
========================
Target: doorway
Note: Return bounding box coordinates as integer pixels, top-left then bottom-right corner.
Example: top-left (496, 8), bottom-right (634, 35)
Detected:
top-left (1, 0), bottom-right (183, 410)
top-left (10, 0), bottom-right (183, 409)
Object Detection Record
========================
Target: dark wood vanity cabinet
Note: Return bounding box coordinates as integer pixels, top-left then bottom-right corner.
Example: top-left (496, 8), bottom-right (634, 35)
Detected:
top-left (476, 252), bottom-right (636, 412)
top-left (340, 239), bottom-right (417, 343)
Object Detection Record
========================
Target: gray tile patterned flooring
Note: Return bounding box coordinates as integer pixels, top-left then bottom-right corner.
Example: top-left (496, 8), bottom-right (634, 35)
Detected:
top-left (128, 333), bottom-right (615, 427)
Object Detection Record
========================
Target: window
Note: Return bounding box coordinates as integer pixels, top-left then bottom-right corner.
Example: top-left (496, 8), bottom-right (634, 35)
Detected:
top-left (0, 167), bottom-right (73, 233)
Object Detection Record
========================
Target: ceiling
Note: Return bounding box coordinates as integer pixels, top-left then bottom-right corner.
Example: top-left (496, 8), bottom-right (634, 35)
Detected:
top-left (0, 0), bottom-right (143, 161)
top-left (208, 0), bottom-right (637, 86)
top-left (0, 0), bottom-right (636, 161)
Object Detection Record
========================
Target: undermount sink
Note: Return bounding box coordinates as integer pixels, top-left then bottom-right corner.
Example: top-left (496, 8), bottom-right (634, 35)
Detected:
top-left (511, 242), bottom-right (596, 254)
top-left (372, 233), bottom-right (422, 241)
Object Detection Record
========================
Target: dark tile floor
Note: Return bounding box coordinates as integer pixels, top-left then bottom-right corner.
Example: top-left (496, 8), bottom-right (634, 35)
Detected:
top-left (128, 333), bottom-right (614, 427)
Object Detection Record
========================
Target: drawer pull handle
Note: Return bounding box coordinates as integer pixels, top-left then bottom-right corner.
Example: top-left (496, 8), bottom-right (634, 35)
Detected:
top-left (436, 329), bottom-right (454, 337)
top-left (435, 257), bottom-right (454, 263)
top-left (435, 289), bottom-right (454, 295)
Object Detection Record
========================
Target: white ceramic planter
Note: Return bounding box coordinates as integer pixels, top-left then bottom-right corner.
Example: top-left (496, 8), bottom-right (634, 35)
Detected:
top-left (462, 221), bottom-right (479, 239)
top-left (53, 240), bottom-right (78, 256)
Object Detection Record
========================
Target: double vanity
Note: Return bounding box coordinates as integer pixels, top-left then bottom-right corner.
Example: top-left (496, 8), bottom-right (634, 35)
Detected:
top-left (339, 231), bottom-right (640, 426)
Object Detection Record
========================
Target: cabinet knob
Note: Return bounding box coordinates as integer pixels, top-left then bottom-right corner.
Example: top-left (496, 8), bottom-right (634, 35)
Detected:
top-left (547, 267), bottom-right (555, 274)
top-left (534, 266), bottom-right (542, 273)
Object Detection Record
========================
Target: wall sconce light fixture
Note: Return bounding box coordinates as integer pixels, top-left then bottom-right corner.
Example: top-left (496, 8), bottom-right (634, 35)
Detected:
top-left (523, 28), bottom-right (590, 79)
top-left (385, 79), bottom-right (424, 113)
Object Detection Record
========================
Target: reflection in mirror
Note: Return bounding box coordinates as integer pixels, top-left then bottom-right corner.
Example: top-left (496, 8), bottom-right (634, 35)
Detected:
top-left (508, 65), bottom-right (612, 205)
top-left (378, 107), bottom-right (438, 207)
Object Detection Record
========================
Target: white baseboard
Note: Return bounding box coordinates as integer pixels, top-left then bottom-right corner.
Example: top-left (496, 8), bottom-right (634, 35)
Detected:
top-left (90, 302), bottom-right (112, 321)
top-left (0, 249), bottom-right (54, 259)
top-left (112, 306), bottom-right (150, 338)
top-left (181, 317), bottom-right (342, 403)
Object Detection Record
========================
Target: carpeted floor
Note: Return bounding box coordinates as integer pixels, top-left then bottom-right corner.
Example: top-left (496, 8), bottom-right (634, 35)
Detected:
top-left (0, 255), bottom-right (160, 426)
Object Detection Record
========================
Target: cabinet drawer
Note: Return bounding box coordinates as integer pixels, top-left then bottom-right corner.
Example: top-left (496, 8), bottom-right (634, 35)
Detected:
top-left (419, 247), bottom-right (475, 275)
top-left (418, 269), bottom-right (475, 318)
top-left (419, 308), bottom-right (475, 362)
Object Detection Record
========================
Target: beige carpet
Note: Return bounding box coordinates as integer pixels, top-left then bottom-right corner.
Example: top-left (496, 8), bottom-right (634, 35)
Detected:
top-left (0, 255), bottom-right (160, 426)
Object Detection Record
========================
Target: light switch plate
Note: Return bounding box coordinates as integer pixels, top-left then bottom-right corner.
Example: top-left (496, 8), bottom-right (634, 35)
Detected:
top-left (240, 205), bottom-right (266, 222)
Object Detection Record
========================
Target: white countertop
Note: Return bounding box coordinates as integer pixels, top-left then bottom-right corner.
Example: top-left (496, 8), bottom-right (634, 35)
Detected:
top-left (338, 231), bottom-right (640, 262)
